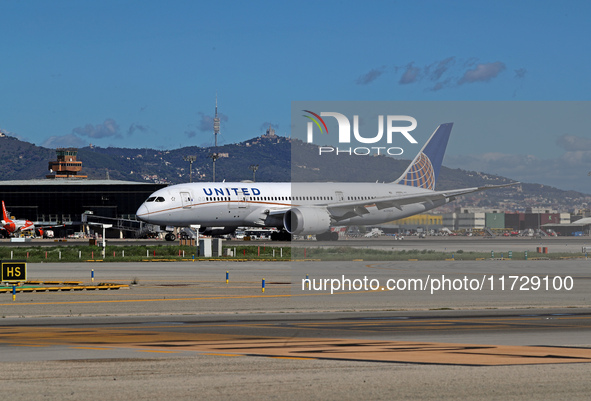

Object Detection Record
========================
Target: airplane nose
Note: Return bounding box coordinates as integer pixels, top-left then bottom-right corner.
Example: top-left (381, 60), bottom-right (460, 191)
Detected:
top-left (136, 203), bottom-right (150, 221)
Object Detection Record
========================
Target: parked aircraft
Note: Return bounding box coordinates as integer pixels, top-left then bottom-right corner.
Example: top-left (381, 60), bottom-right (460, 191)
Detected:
top-left (136, 123), bottom-right (516, 241)
top-left (1, 201), bottom-right (61, 238)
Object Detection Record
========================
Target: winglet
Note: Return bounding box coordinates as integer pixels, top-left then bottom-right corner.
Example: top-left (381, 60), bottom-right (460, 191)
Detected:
top-left (394, 123), bottom-right (453, 190)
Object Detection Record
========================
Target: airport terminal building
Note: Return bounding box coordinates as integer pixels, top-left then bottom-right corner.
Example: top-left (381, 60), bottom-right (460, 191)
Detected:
top-left (0, 179), bottom-right (166, 237)
top-left (1, 148), bottom-right (167, 237)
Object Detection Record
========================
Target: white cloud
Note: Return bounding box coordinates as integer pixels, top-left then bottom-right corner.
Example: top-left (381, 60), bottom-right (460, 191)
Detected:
top-left (356, 67), bottom-right (386, 85)
top-left (514, 68), bottom-right (527, 79)
top-left (72, 118), bottom-right (121, 139)
top-left (458, 61), bottom-right (506, 84)
top-left (259, 122), bottom-right (279, 132)
top-left (127, 123), bottom-right (149, 136)
top-left (427, 57), bottom-right (455, 81)
top-left (42, 134), bottom-right (87, 149)
top-left (399, 63), bottom-right (421, 84)
top-left (389, 58), bottom-right (510, 91)
top-left (556, 134), bottom-right (591, 151)
top-left (198, 112), bottom-right (228, 132)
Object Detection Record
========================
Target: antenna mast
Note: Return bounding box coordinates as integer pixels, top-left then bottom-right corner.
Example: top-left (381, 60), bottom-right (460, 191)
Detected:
top-left (213, 94), bottom-right (220, 147)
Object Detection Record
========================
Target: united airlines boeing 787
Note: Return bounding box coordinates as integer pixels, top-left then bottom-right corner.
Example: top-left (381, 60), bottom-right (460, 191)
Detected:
top-left (136, 123), bottom-right (515, 240)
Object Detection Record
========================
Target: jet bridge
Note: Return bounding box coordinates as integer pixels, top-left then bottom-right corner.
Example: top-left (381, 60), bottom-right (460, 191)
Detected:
top-left (82, 213), bottom-right (156, 238)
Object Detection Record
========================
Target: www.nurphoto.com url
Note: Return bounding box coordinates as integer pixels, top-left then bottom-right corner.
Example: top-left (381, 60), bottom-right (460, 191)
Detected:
top-left (301, 275), bottom-right (574, 295)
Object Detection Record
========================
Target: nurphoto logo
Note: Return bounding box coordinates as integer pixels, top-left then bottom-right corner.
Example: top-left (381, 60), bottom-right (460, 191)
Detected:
top-left (303, 110), bottom-right (418, 156)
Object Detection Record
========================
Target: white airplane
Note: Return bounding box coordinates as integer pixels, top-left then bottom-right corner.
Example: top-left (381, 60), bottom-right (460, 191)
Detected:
top-left (136, 123), bottom-right (516, 241)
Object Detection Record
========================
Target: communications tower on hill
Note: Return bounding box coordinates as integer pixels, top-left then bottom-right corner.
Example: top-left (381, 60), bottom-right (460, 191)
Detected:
top-left (214, 94), bottom-right (220, 147)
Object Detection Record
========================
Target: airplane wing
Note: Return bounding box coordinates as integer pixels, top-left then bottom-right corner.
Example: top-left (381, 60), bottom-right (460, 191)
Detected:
top-left (263, 183), bottom-right (518, 223)
top-left (326, 183), bottom-right (518, 222)
top-left (32, 223), bottom-right (66, 228)
top-left (268, 207), bottom-right (293, 216)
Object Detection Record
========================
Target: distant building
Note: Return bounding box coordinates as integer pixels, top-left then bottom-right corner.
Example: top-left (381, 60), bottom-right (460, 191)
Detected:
top-left (485, 211), bottom-right (505, 230)
top-left (379, 214), bottom-right (443, 232)
top-left (262, 125), bottom-right (276, 138)
top-left (526, 207), bottom-right (558, 214)
top-left (445, 209), bottom-right (572, 232)
top-left (543, 217), bottom-right (591, 236)
top-left (46, 148), bottom-right (87, 179)
top-left (445, 208), bottom-right (505, 231)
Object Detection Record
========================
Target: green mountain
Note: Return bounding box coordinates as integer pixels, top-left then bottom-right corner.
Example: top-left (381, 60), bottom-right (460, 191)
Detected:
top-left (1, 134), bottom-right (589, 211)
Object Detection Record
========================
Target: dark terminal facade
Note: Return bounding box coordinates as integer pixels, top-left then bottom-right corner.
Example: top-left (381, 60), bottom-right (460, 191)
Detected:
top-left (0, 179), bottom-right (166, 237)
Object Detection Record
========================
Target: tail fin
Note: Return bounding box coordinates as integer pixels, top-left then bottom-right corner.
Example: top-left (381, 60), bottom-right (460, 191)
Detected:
top-left (394, 122), bottom-right (453, 190)
top-left (2, 201), bottom-right (8, 221)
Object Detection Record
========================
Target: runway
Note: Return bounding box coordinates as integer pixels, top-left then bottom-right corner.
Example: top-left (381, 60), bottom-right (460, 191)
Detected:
top-left (1, 258), bottom-right (590, 399)
top-left (3, 311), bottom-right (591, 364)
top-left (2, 235), bottom-right (591, 255)
top-left (291, 236), bottom-right (591, 254)
top-left (2, 311), bottom-right (591, 399)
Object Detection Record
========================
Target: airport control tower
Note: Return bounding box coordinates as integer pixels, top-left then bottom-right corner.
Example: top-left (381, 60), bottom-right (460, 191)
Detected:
top-left (46, 148), bottom-right (87, 179)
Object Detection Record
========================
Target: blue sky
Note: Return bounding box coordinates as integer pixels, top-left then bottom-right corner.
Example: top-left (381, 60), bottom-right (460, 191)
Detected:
top-left (1, 1), bottom-right (590, 191)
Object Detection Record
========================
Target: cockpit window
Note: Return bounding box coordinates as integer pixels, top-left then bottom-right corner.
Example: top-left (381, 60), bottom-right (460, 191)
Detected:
top-left (155, 197), bottom-right (165, 202)
top-left (146, 197), bottom-right (156, 202)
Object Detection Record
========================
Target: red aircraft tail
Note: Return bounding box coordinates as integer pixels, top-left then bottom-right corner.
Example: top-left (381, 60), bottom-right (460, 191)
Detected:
top-left (1, 201), bottom-right (9, 222)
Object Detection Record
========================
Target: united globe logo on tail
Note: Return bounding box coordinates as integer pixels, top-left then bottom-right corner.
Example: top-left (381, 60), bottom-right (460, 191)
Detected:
top-left (394, 122), bottom-right (453, 190)
top-left (398, 152), bottom-right (436, 190)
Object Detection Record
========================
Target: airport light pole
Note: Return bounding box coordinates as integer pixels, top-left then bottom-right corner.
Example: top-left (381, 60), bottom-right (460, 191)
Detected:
top-left (209, 153), bottom-right (220, 182)
top-left (183, 155), bottom-right (197, 182)
top-left (88, 223), bottom-right (113, 259)
top-left (249, 164), bottom-right (259, 182)
top-left (101, 224), bottom-right (112, 258)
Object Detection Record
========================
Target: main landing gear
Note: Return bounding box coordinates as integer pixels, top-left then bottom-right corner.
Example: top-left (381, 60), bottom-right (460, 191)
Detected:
top-left (271, 230), bottom-right (292, 241)
top-left (315, 231), bottom-right (339, 241)
top-left (164, 233), bottom-right (176, 241)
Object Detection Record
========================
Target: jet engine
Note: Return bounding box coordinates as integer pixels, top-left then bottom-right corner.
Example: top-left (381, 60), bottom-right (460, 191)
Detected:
top-left (283, 208), bottom-right (331, 235)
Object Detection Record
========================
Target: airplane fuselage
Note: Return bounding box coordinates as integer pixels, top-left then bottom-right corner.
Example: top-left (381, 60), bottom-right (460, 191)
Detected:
top-left (136, 182), bottom-right (447, 230)
top-left (1, 218), bottom-right (34, 235)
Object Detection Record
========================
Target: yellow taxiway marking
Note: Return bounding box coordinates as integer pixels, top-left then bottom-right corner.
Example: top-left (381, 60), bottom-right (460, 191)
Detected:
top-left (0, 290), bottom-right (372, 307)
top-left (137, 350), bottom-right (179, 354)
top-left (2, 326), bottom-right (591, 366)
top-left (269, 356), bottom-right (316, 360)
top-left (0, 294), bottom-right (292, 306)
top-left (105, 316), bottom-right (590, 338)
